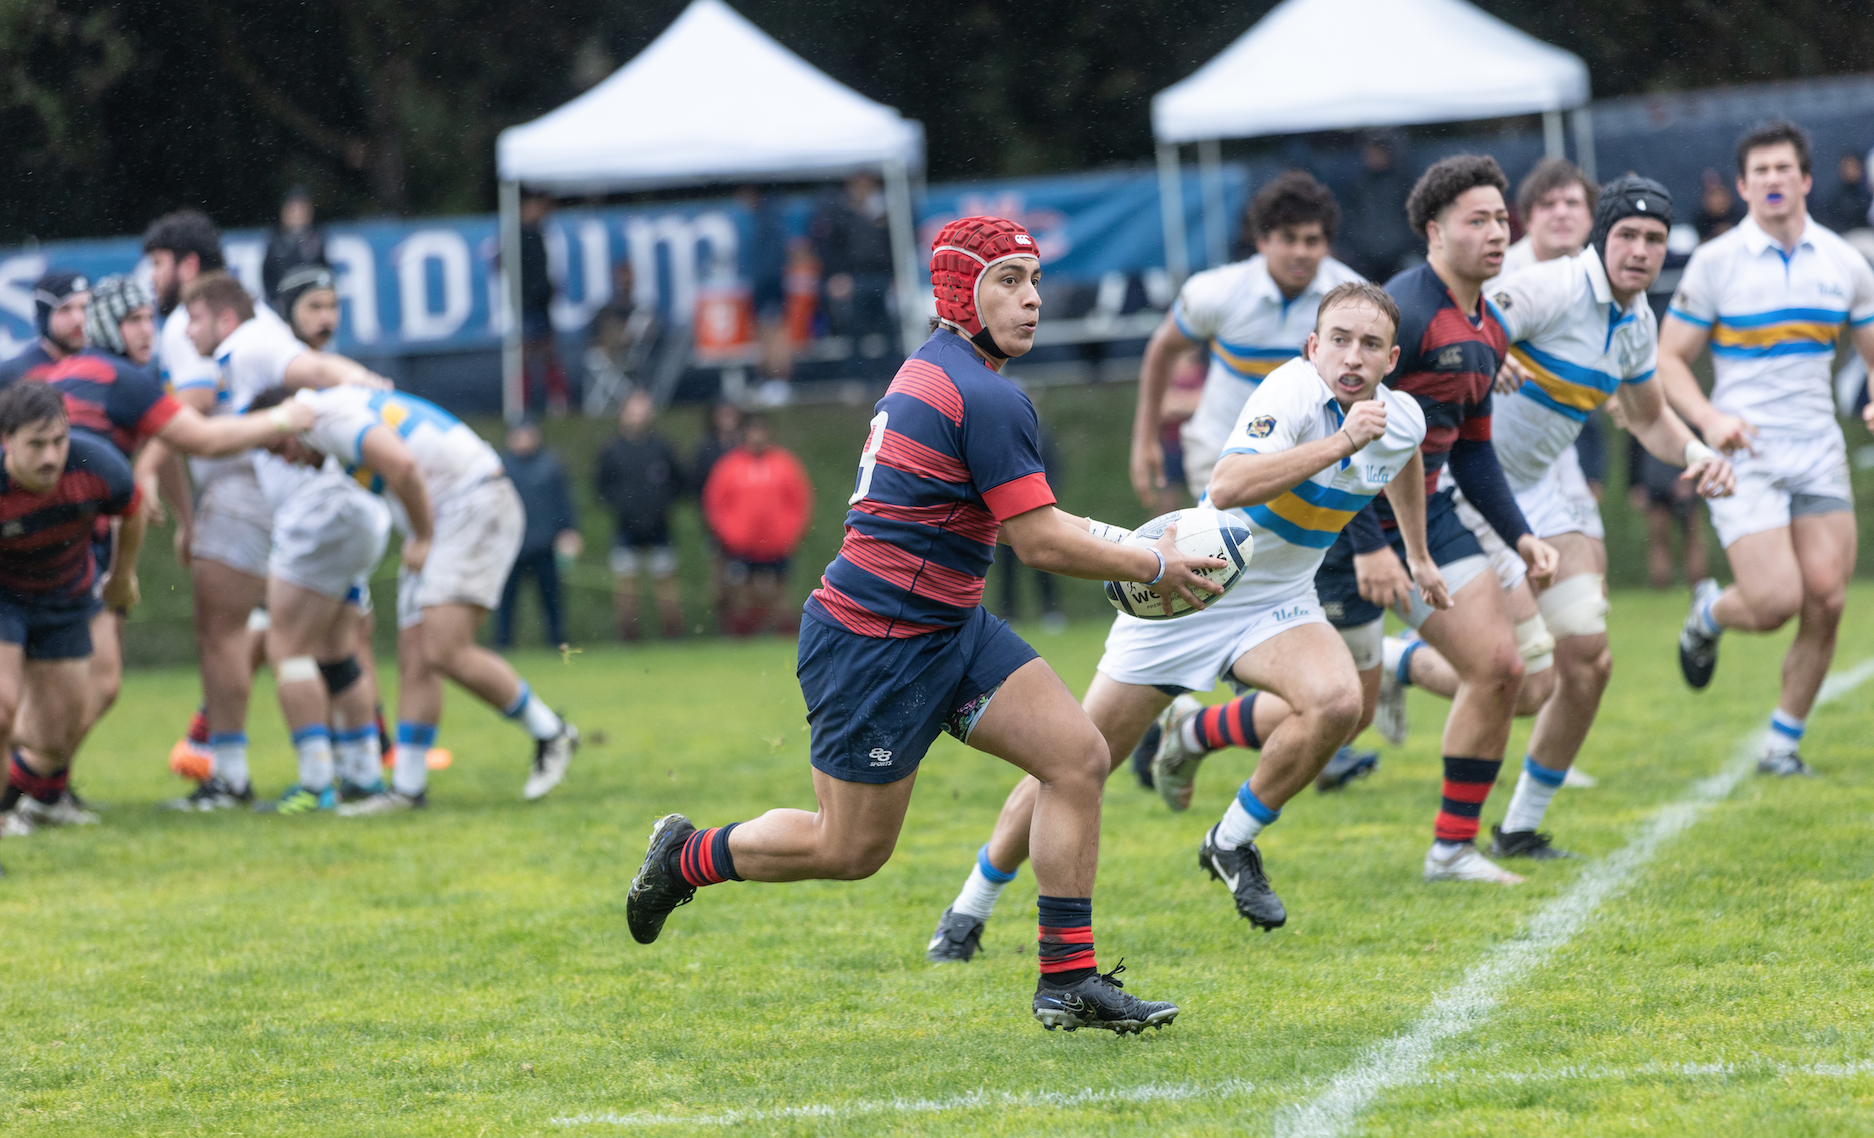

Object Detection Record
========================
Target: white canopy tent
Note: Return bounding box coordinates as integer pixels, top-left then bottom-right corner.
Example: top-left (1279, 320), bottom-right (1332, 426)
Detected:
top-left (495, 0), bottom-right (926, 419)
top-left (1150, 0), bottom-right (1593, 285)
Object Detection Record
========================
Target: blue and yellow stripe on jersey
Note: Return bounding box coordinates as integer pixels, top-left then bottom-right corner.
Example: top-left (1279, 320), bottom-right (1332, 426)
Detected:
top-left (1706, 307), bottom-right (1845, 358)
top-left (1248, 479), bottom-right (1376, 550)
top-left (1210, 339), bottom-right (1296, 380)
top-left (345, 391), bottom-right (463, 491)
top-left (1509, 342), bottom-right (1635, 422)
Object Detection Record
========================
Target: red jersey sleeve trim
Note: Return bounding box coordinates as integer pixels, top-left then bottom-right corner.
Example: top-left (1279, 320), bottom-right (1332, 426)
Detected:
top-left (113, 485), bottom-right (143, 519)
top-left (980, 471), bottom-right (1056, 521)
top-left (135, 394), bottom-right (184, 441)
top-left (1457, 414), bottom-right (1492, 441)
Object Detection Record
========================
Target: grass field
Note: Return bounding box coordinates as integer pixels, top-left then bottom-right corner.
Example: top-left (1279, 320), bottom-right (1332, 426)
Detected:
top-left (7, 586), bottom-right (1874, 1135)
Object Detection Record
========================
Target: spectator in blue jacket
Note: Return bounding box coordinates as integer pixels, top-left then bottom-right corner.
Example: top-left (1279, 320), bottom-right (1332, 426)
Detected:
top-left (496, 421), bottom-right (582, 648)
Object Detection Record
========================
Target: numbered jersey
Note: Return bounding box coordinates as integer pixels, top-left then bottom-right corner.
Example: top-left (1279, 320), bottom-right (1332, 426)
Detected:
top-left (293, 386), bottom-right (504, 510)
top-left (806, 328), bottom-right (1056, 639)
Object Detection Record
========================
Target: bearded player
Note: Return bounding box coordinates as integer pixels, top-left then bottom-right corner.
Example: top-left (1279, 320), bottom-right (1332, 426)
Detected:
top-left (627, 217), bottom-right (1223, 1034)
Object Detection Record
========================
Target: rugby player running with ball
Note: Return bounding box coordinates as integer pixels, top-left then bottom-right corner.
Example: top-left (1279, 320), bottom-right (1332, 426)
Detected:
top-left (627, 217), bottom-right (1222, 1033)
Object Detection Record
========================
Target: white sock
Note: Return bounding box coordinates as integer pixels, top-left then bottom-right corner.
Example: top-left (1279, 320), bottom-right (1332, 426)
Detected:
top-left (393, 723), bottom-right (434, 797)
top-left (334, 727), bottom-right (381, 788)
top-left (505, 682), bottom-right (563, 741)
top-left (209, 733), bottom-right (249, 791)
top-left (1432, 840), bottom-right (1467, 857)
top-left (950, 846), bottom-right (1017, 920)
top-left (1766, 709), bottom-right (1804, 757)
top-left (293, 726), bottom-right (334, 792)
top-left (1501, 756), bottom-right (1566, 833)
top-left (1693, 590), bottom-right (1723, 637)
top-left (1214, 784), bottom-right (1279, 850)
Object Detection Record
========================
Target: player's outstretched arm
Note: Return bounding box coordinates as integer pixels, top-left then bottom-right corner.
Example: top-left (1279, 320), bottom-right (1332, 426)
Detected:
top-left (1207, 400), bottom-right (1388, 510)
top-left (359, 425), bottom-right (433, 569)
top-left (1657, 316), bottom-right (1754, 454)
top-left (1615, 380), bottom-right (1735, 498)
top-left (1001, 506), bottom-right (1224, 611)
top-left (155, 401), bottom-right (316, 459)
top-left (1384, 452), bottom-right (1449, 611)
top-left (102, 499), bottom-right (148, 613)
top-left (282, 351), bottom-right (394, 392)
top-left (1130, 316), bottom-right (1198, 505)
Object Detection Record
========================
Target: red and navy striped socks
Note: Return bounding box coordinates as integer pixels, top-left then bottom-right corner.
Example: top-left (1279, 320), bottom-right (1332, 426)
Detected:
top-left (1037, 895), bottom-right (1096, 987)
top-left (1189, 693), bottom-right (1261, 752)
top-left (675, 823), bottom-right (743, 887)
top-left (1435, 756), bottom-right (1502, 845)
top-left (2, 750), bottom-right (67, 812)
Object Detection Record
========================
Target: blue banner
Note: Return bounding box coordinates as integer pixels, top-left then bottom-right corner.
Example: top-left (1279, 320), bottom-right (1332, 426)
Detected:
top-left (0, 165), bottom-right (1247, 362)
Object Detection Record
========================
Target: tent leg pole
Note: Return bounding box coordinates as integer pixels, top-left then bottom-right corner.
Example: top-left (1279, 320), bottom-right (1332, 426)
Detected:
top-left (883, 158), bottom-right (923, 361)
top-left (1198, 138), bottom-right (1226, 269)
top-left (499, 179), bottom-right (524, 424)
top-left (1571, 107), bottom-right (1597, 184)
top-left (1543, 110), bottom-right (1565, 161)
top-left (1157, 142), bottom-right (1189, 293)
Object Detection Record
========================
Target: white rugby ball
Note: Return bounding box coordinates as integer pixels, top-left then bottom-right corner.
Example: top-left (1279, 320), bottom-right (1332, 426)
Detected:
top-left (1104, 507), bottom-right (1253, 620)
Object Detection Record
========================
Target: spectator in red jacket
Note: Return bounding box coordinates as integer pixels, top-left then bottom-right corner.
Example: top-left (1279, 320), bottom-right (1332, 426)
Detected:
top-left (701, 415), bottom-right (812, 635)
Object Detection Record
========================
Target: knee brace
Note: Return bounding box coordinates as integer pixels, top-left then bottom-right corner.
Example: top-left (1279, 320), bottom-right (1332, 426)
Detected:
top-left (319, 655), bottom-right (364, 696)
top-left (1515, 614), bottom-right (1555, 675)
top-left (246, 607), bottom-right (271, 634)
top-left (1537, 573), bottom-right (1610, 640)
top-left (1338, 617), bottom-right (1385, 672)
top-left (276, 655), bottom-right (320, 684)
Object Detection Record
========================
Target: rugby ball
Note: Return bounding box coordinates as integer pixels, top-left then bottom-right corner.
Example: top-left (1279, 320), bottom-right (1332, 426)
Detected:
top-left (1104, 507), bottom-right (1253, 620)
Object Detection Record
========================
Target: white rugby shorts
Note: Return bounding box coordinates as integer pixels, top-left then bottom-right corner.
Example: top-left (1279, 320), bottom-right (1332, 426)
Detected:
top-left (1097, 585), bottom-right (1327, 694)
top-left (191, 464), bottom-right (273, 579)
top-left (397, 477), bottom-right (525, 628)
top-left (1707, 424), bottom-right (1854, 548)
top-left (269, 481), bottom-right (391, 602)
top-left (1513, 445), bottom-right (1605, 542)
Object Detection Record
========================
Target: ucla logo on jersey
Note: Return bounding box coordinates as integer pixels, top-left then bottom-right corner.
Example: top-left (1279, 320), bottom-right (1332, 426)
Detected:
top-left (1245, 415), bottom-right (1277, 438)
top-left (1818, 281), bottom-right (1845, 299)
top-left (1362, 464), bottom-right (1394, 485)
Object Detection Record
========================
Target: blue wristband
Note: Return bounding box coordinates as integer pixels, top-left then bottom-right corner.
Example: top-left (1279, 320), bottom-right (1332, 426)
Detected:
top-left (1147, 548), bottom-right (1165, 585)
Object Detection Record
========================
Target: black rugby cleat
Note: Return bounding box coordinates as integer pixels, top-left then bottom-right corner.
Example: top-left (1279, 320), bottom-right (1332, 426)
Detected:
top-left (1033, 962), bottom-right (1178, 1034)
top-left (626, 813), bottom-right (697, 945)
top-left (1488, 824), bottom-right (1577, 860)
top-left (926, 907), bottom-right (985, 963)
top-left (1199, 824), bottom-right (1287, 930)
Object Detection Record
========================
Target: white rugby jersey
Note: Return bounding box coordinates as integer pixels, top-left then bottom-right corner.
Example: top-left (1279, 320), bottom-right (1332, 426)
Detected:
top-left (1208, 357), bottom-right (1425, 603)
top-left (158, 306), bottom-right (219, 395)
top-left (293, 386), bottom-right (503, 515)
top-left (1173, 254), bottom-right (1366, 461)
top-left (180, 313), bottom-right (308, 485)
top-left (1668, 214), bottom-right (1874, 433)
top-left (1490, 247), bottom-right (1657, 489)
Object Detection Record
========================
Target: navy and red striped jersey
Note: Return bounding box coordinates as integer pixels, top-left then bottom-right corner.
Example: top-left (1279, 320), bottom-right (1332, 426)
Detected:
top-left (32, 350), bottom-right (182, 458)
top-left (1382, 263), bottom-right (1508, 500)
top-left (0, 342), bottom-right (61, 387)
top-left (806, 329), bottom-right (1057, 638)
top-left (0, 430), bottom-right (139, 606)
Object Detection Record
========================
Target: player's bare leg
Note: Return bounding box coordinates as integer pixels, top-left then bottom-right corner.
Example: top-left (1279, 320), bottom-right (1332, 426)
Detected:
top-left (1494, 534), bottom-right (1609, 858)
top-left (259, 579), bottom-right (355, 812)
top-left (3, 654), bottom-right (97, 830)
top-left (1386, 581), bottom-right (1553, 717)
top-left (193, 559), bottom-right (266, 794)
top-left (1415, 568), bottom-right (1526, 884)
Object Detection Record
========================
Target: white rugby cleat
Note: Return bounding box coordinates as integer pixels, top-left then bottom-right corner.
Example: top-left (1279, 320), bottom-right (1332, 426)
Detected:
top-left (1150, 695), bottom-right (1207, 812)
top-left (524, 723), bottom-right (579, 800)
top-left (1423, 842), bottom-right (1523, 885)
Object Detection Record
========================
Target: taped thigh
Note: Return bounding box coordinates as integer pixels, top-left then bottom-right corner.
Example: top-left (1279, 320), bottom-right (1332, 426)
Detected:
top-left (1537, 573), bottom-right (1609, 639)
top-left (277, 655), bottom-right (319, 684)
top-left (1338, 617), bottom-right (1384, 672)
top-left (1515, 614), bottom-right (1555, 675)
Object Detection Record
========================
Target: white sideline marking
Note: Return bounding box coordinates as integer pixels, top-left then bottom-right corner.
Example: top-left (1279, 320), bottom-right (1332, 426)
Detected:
top-left (550, 1058), bottom-right (1874, 1129)
top-left (1275, 656), bottom-right (1874, 1138)
top-left (551, 1080), bottom-right (1261, 1129)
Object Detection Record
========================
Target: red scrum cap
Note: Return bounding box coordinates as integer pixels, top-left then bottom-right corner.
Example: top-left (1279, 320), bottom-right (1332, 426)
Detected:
top-left (930, 216), bottom-right (1039, 355)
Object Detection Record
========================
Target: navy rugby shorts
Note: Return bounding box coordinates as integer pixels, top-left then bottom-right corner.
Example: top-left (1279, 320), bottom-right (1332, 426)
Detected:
top-left (0, 597), bottom-right (98, 661)
top-left (1314, 489), bottom-right (1483, 629)
top-left (797, 605), bottom-right (1038, 784)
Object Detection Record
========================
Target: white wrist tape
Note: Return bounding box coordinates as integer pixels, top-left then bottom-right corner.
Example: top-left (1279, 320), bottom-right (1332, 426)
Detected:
top-left (1684, 439), bottom-right (1717, 467)
top-left (1086, 519), bottom-right (1131, 544)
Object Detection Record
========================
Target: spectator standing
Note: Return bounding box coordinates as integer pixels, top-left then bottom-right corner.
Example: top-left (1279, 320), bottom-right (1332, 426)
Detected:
top-left (739, 186), bottom-right (795, 388)
top-left (520, 191), bottom-right (571, 415)
top-left (261, 186), bottom-right (327, 303)
top-left (1627, 433), bottom-right (1709, 589)
top-left (811, 173), bottom-right (896, 374)
top-left (1815, 152), bottom-right (1873, 233)
top-left (1694, 169), bottom-right (1746, 241)
top-left (496, 421), bottom-right (581, 649)
top-left (1338, 135), bottom-right (1415, 281)
top-left (596, 390), bottom-right (683, 640)
top-left (702, 415), bottom-right (811, 636)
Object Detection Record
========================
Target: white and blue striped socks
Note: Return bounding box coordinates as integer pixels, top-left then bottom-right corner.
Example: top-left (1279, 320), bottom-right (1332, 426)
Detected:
top-left (951, 844), bottom-right (1017, 920)
top-left (1766, 709), bottom-right (1804, 758)
top-left (1501, 755), bottom-right (1567, 834)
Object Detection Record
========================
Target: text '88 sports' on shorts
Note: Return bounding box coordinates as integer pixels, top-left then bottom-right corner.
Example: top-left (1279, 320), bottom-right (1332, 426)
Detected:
top-left (797, 605), bottom-right (1038, 784)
